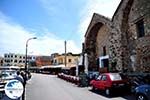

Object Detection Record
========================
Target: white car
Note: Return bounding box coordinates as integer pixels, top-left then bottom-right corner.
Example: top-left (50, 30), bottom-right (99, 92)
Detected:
top-left (0, 71), bottom-right (16, 91)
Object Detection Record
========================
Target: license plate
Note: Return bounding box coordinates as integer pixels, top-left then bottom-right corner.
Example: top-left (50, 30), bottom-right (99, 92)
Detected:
top-left (118, 84), bottom-right (124, 86)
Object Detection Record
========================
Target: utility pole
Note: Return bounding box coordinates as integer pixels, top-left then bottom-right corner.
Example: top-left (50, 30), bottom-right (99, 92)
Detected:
top-left (64, 41), bottom-right (67, 67)
top-left (82, 43), bottom-right (85, 67)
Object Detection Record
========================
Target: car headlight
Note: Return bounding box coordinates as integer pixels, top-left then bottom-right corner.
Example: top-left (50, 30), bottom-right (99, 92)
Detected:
top-left (135, 87), bottom-right (139, 92)
top-left (2, 80), bottom-right (7, 83)
top-left (145, 89), bottom-right (149, 92)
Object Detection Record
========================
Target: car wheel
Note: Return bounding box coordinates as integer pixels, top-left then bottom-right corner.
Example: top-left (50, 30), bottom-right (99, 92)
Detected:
top-left (105, 88), bottom-right (111, 96)
top-left (136, 94), bottom-right (147, 100)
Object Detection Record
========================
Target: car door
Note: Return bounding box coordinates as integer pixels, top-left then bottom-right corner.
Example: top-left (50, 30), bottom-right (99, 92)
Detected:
top-left (94, 75), bottom-right (102, 89)
top-left (99, 75), bottom-right (108, 90)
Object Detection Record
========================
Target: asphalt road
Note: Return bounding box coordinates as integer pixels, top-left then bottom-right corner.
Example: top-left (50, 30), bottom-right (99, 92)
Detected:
top-left (26, 73), bottom-right (134, 100)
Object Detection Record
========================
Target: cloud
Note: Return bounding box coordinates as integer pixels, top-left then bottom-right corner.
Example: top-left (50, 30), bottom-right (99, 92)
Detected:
top-left (0, 11), bottom-right (81, 56)
top-left (38, 0), bottom-right (60, 16)
top-left (78, 0), bottom-right (121, 41)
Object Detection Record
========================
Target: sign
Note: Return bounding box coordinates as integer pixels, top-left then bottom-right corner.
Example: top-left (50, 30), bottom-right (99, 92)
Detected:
top-left (4, 79), bottom-right (24, 99)
top-left (99, 55), bottom-right (109, 68)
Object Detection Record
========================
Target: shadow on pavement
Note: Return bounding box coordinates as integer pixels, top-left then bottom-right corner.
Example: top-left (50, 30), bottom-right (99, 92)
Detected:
top-left (88, 89), bottom-right (135, 100)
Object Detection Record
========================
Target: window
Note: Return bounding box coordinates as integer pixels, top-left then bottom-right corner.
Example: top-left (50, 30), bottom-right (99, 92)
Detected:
top-left (109, 73), bottom-right (122, 81)
top-left (96, 58), bottom-right (99, 66)
top-left (68, 59), bottom-right (72, 63)
top-left (4, 55), bottom-right (7, 58)
top-left (136, 19), bottom-right (145, 38)
top-left (103, 46), bottom-right (106, 56)
top-left (101, 75), bottom-right (107, 81)
top-left (19, 60), bottom-right (22, 63)
top-left (59, 58), bottom-right (63, 64)
top-left (54, 60), bottom-right (57, 63)
top-left (15, 55), bottom-right (17, 58)
top-left (97, 75), bottom-right (102, 80)
top-left (7, 60), bottom-right (10, 63)
top-left (28, 57), bottom-right (32, 59)
top-left (14, 60), bottom-right (17, 63)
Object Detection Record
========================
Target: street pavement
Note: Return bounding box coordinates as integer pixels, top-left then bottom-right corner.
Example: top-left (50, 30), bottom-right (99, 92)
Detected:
top-left (26, 73), bottom-right (134, 100)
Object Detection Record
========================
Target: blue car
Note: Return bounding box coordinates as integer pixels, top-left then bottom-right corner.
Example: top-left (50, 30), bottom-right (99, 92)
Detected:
top-left (135, 84), bottom-right (150, 100)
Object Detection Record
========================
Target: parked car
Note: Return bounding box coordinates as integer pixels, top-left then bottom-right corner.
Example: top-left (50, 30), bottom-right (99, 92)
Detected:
top-left (87, 71), bottom-right (99, 85)
top-left (90, 73), bottom-right (130, 96)
top-left (0, 71), bottom-right (15, 83)
top-left (135, 84), bottom-right (150, 100)
top-left (0, 71), bottom-right (16, 91)
top-left (127, 74), bottom-right (150, 93)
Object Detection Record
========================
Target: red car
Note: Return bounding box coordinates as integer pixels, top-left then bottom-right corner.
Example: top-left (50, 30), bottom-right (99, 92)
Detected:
top-left (90, 73), bottom-right (129, 96)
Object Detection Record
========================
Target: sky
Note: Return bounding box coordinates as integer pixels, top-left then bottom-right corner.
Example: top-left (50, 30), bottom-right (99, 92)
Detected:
top-left (0, 0), bottom-right (121, 56)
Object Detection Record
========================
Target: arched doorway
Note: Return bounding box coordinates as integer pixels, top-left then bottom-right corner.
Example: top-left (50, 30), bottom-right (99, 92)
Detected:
top-left (85, 22), bottom-right (103, 71)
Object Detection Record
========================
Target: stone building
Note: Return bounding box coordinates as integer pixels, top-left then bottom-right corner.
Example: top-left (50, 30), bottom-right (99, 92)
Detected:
top-left (84, 13), bottom-right (112, 71)
top-left (84, 0), bottom-right (150, 73)
top-left (109, 0), bottom-right (150, 72)
top-left (35, 56), bottom-right (52, 67)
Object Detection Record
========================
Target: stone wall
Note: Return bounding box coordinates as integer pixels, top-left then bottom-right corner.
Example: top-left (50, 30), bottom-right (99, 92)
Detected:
top-left (84, 0), bottom-right (150, 73)
top-left (84, 13), bottom-right (111, 71)
top-left (96, 25), bottom-right (110, 58)
top-left (109, 0), bottom-right (150, 72)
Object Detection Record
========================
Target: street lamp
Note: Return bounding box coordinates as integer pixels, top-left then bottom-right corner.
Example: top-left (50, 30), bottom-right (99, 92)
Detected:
top-left (23, 37), bottom-right (37, 100)
top-left (25, 37), bottom-right (37, 72)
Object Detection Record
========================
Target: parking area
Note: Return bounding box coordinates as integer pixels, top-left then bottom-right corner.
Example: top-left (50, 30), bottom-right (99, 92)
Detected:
top-left (26, 73), bottom-right (135, 100)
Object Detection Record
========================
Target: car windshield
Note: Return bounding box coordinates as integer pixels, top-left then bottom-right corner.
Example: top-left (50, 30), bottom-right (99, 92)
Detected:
top-left (1, 73), bottom-right (9, 77)
top-left (109, 73), bottom-right (122, 81)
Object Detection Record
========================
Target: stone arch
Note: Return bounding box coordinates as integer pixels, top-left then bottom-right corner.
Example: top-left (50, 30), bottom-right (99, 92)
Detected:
top-left (85, 22), bottom-right (103, 71)
top-left (110, 0), bottom-right (135, 72)
top-left (84, 13), bottom-right (111, 71)
top-left (120, 0), bottom-right (134, 71)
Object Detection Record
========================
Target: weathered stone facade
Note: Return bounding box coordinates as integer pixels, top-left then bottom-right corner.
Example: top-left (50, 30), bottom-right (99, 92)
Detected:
top-left (110, 0), bottom-right (150, 72)
top-left (84, 0), bottom-right (150, 73)
top-left (96, 24), bottom-right (110, 58)
top-left (84, 13), bottom-right (111, 71)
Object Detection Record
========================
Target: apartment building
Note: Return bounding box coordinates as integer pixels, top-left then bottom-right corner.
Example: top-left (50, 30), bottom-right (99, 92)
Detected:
top-left (53, 53), bottom-right (80, 68)
top-left (3, 53), bottom-right (36, 67)
top-left (35, 56), bottom-right (52, 67)
top-left (0, 57), bottom-right (4, 66)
